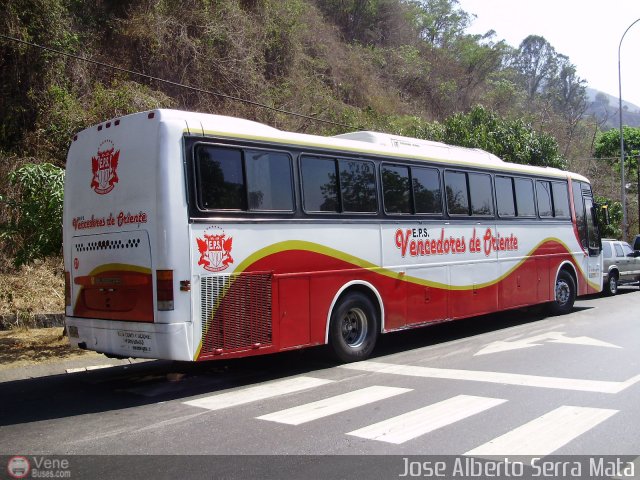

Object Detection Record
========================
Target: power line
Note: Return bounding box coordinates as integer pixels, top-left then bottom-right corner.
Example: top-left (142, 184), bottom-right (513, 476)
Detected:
top-left (0, 33), bottom-right (353, 129)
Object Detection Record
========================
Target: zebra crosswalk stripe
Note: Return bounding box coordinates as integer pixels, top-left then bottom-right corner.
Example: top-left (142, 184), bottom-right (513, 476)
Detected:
top-left (346, 394), bottom-right (506, 445)
top-left (183, 376), bottom-right (333, 411)
top-left (341, 361), bottom-right (640, 394)
top-left (257, 385), bottom-right (412, 425)
top-left (464, 405), bottom-right (618, 456)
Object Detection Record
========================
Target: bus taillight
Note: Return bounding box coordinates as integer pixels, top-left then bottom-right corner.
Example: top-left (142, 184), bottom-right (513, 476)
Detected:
top-left (156, 270), bottom-right (174, 311)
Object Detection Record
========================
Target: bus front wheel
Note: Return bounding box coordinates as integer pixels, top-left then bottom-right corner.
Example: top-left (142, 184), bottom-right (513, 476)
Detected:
top-left (549, 270), bottom-right (576, 315)
top-left (329, 292), bottom-right (378, 362)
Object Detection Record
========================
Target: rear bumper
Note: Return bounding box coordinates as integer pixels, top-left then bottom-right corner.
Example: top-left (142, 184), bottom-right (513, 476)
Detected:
top-left (65, 317), bottom-right (192, 361)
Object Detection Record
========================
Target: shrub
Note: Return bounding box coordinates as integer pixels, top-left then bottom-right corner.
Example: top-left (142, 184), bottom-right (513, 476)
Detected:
top-left (0, 163), bottom-right (65, 267)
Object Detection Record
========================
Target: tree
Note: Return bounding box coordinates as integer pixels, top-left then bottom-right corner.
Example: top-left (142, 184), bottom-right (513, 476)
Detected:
top-left (316, 0), bottom-right (382, 44)
top-left (430, 105), bottom-right (565, 169)
top-left (594, 126), bottom-right (640, 159)
top-left (512, 35), bottom-right (558, 101)
top-left (409, 0), bottom-right (471, 48)
top-left (546, 55), bottom-right (587, 122)
top-left (593, 126), bottom-right (640, 182)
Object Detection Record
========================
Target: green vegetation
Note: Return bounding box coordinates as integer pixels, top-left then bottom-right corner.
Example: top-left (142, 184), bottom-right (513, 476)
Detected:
top-left (0, 163), bottom-right (65, 267)
top-left (0, 0), bottom-right (633, 267)
top-left (596, 196), bottom-right (623, 240)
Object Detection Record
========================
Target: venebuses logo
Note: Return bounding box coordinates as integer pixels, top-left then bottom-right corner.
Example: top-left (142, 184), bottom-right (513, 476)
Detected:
top-left (7, 456), bottom-right (30, 479)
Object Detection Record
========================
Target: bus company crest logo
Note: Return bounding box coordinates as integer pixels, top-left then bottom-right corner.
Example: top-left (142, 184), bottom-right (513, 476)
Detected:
top-left (90, 140), bottom-right (120, 194)
top-left (196, 228), bottom-right (234, 272)
top-left (7, 456), bottom-right (30, 479)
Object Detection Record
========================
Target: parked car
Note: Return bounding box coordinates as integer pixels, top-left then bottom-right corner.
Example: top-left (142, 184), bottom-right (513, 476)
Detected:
top-left (602, 239), bottom-right (640, 295)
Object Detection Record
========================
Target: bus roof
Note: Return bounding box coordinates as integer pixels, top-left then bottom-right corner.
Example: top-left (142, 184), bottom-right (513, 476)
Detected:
top-left (81, 109), bottom-right (589, 183)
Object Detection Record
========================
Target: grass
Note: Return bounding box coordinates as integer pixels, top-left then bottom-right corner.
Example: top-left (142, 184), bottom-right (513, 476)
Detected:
top-left (0, 256), bottom-right (64, 318)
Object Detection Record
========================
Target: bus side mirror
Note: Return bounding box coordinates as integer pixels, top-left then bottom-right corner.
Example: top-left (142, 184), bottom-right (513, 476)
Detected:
top-left (600, 204), bottom-right (610, 225)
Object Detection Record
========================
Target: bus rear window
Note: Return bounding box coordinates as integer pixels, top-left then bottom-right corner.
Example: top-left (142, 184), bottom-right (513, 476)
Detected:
top-left (195, 145), bottom-right (294, 212)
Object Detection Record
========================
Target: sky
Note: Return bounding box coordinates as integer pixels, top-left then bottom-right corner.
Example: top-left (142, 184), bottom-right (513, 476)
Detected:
top-left (456, 0), bottom-right (640, 108)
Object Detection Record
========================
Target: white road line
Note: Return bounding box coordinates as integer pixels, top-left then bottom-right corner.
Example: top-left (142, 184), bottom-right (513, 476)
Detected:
top-left (341, 361), bottom-right (640, 394)
top-left (183, 376), bottom-right (333, 411)
top-left (257, 386), bottom-right (412, 425)
top-left (346, 395), bottom-right (506, 445)
top-left (465, 405), bottom-right (618, 456)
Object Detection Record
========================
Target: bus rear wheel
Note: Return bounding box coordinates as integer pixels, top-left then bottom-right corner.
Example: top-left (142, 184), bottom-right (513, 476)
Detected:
top-left (329, 292), bottom-right (378, 363)
top-left (549, 270), bottom-right (576, 315)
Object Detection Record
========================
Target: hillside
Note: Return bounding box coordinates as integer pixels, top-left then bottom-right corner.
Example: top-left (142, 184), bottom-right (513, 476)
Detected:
top-left (1, 0), bottom-right (599, 165)
top-left (1, 0), bottom-right (631, 279)
top-left (585, 87), bottom-right (640, 129)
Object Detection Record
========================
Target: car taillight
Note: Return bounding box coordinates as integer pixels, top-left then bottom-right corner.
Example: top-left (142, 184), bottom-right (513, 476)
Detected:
top-left (156, 270), bottom-right (174, 311)
top-left (65, 271), bottom-right (71, 307)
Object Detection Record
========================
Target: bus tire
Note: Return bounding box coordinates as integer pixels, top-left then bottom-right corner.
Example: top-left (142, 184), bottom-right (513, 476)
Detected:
top-left (329, 292), bottom-right (378, 363)
top-left (549, 270), bottom-right (576, 315)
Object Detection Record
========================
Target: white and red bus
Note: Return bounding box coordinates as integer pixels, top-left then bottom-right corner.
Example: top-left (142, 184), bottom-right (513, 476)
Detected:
top-left (63, 109), bottom-right (603, 362)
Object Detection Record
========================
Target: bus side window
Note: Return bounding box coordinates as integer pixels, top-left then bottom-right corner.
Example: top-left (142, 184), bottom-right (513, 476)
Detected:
top-left (468, 172), bottom-right (494, 216)
top-left (245, 150), bottom-right (294, 211)
top-left (551, 181), bottom-right (570, 218)
top-left (339, 159), bottom-right (377, 213)
top-left (495, 176), bottom-right (515, 217)
top-left (382, 164), bottom-right (411, 214)
top-left (301, 156), bottom-right (339, 212)
top-left (445, 170), bottom-right (469, 215)
top-left (514, 178), bottom-right (536, 217)
top-left (536, 180), bottom-right (553, 218)
top-left (196, 145), bottom-right (246, 210)
top-left (412, 166), bottom-right (442, 214)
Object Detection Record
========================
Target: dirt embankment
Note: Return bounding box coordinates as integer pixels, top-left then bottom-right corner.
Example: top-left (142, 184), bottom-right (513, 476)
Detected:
top-left (0, 327), bottom-right (99, 369)
top-left (0, 258), bottom-right (94, 368)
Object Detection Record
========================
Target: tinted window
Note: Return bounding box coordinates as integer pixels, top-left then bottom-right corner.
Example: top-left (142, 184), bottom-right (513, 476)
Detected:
top-left (445, 171), bottom-right (469, 215)
top-left (382, 165), bottom-right (411, 214)
top-left (196, 146), bottom-right (245, 210)
top-left (245, 150), bottom-right (293, 211)
top-left (514, 178), bottom-right (536, 217)
top-left (536, 181), bottom-right (553, 217)
top-left (585, 197), bottom-right (600, 252)
top-left (622, 242), bottom-right (633, 256)
top-left (339, 160), bottom-right (377, 212)
top-left (551, 182), bottom-right (570, 218)
top-left (301, 156), bottom-right (338, 212)
top-left (412, 167), bottom-right (442, 214)
top-left (572, 181), bottom-right (587, 248)
top-left (495, 176), bottom-right (515, 217)
top-left (603, 242), bottom-right (612, 258)
top-left (469, 173), bottom-right (494, 216)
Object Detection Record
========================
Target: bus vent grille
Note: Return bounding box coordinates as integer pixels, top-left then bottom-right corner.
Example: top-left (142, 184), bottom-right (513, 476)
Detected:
top-left (200, 273), bottom-right (272, 353)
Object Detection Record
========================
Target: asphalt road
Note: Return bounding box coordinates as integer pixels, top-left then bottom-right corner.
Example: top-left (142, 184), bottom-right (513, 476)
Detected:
top-left (1, 290), bottom-right (639, 478)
